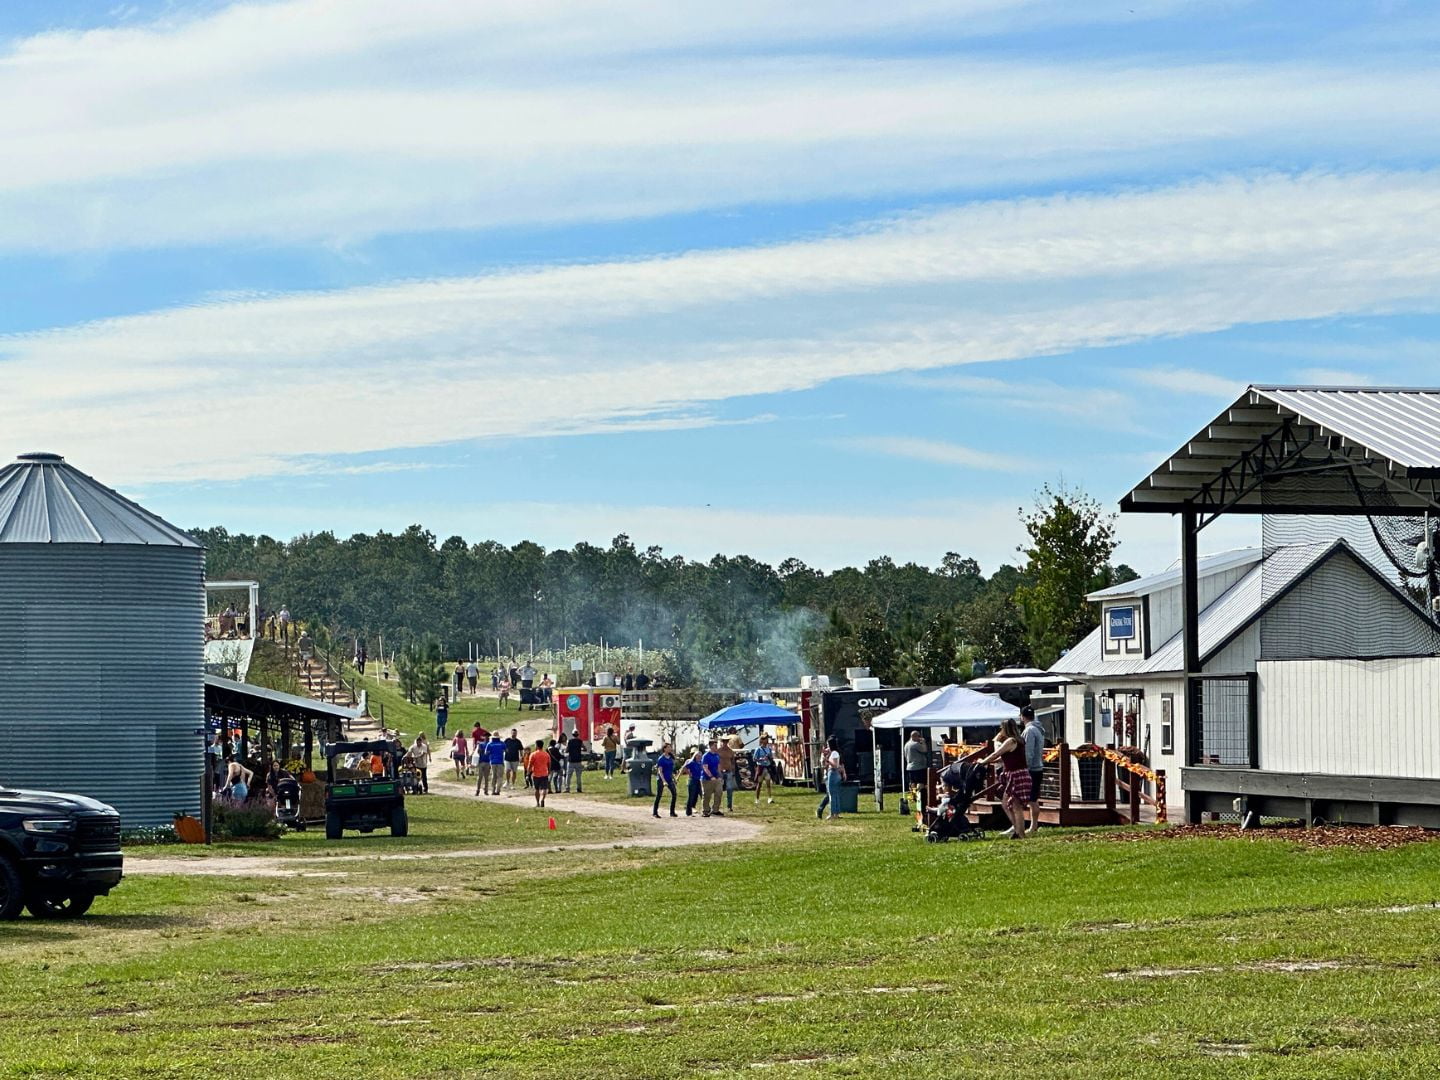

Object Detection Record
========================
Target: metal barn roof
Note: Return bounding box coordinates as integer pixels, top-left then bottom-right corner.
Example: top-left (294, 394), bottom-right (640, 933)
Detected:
top-left (205, 675), bottom-right (360, 721)
top-left (1122, 386), bottom-right (1440, 517)
top-left (0, 452), bottom-right (200, 546)
top-left (1087, 548), bottom-right (1262, 601)
top-left (1261, 386), bottom-right (1440, 469)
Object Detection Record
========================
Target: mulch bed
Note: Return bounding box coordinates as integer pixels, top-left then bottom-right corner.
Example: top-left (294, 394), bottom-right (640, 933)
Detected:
top-left (1072, 822), bottom-right (1439, 850)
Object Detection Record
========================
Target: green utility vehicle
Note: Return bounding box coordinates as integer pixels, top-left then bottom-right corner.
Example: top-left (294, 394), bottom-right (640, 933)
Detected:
top-left (324, 739), bottom-right (409, 840)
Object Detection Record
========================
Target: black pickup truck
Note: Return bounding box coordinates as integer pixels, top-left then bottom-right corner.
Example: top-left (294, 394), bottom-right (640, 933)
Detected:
top-left (0, 786), bottom-right (124, 919)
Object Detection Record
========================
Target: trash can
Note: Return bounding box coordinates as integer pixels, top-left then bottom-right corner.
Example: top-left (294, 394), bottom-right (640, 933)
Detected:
top-left (627, 739), bottom-right (654, 797)
top-left (834, 782), bottom-right (861, 815)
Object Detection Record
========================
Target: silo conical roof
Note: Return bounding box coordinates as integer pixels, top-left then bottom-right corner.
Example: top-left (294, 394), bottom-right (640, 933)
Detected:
top-left (0, 452), bottom-right (200, 546)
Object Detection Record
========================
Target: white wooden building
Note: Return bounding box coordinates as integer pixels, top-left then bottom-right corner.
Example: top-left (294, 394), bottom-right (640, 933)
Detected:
top-left (1052, 539), bottom-right (1440, 816)
top-left (1058, 385), bottom-right (1440, 826)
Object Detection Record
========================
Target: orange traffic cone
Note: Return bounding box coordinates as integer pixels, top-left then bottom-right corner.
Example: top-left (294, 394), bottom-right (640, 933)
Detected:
top-left (547, 816), bottom-right (557, 830)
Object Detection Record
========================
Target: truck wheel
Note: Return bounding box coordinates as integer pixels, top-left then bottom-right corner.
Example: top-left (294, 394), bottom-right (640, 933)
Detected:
top-left (325, 811), bottom-right (343, 840)
top-left (0, 858), bottom-right (22, 920)
top-left (390, 807), bottom-right (409, 837)
top-left (26, 893), bottom-right (95, 919)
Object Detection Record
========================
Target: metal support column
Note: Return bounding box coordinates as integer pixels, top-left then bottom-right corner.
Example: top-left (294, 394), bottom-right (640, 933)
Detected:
top-left (1182, 505), bottom-right (1202, 767)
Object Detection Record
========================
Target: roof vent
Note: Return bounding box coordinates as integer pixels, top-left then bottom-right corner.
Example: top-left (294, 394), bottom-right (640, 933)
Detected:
top-left (16, 452), bottom-right (64, 463)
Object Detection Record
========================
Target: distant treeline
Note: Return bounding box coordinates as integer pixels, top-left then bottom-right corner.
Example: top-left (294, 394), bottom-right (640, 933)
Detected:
top-left (194, 491), bottom-right (1134, 688)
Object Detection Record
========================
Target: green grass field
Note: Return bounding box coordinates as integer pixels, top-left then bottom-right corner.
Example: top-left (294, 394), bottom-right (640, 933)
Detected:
top-left (134, 787), bottom-right (637, 858)
top-left (6, 785), bottom-right (1440, 1079)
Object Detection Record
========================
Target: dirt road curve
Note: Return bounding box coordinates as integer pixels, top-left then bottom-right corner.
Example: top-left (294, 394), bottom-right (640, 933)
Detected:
top-left (127, 787), bottom-right (760, 877)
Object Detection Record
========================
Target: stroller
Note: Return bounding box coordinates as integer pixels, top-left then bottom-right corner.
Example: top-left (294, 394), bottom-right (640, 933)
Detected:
top-left (273, 772), bottom-right (304, 831)
top-left (925, 760), bottom-right (986, 843)
top-left (398, 757), bottom-right (425, 795)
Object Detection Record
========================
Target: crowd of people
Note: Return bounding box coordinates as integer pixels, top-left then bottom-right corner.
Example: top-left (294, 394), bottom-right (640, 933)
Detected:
top-left (208, 667), bottom-right (1050, 843)
top-left (405, 718), bottom-right (789, 821)
top-left (435, 660), bottom-right (558, 709)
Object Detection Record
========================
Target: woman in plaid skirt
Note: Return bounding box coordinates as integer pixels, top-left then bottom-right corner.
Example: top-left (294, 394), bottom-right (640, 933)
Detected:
top-left (980, 718), bottom-right (1030, 839)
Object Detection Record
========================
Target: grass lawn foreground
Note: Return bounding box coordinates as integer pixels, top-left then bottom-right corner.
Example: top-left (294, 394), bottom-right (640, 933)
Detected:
top-left (6, 782), bottom-right (1440, 1078)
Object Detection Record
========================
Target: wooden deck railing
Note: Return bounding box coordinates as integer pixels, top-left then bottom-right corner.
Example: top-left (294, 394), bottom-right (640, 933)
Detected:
top-left (925, 741), bottom-right (1168, 825)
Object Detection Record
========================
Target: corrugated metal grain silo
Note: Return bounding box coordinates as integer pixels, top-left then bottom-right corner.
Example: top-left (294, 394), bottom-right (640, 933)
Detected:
top-left (0, 452), bottom-right (204, 827)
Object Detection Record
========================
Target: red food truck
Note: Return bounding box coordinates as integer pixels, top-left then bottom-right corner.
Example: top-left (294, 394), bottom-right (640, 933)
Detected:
top-left (555, 687), bottom-right (622, 741)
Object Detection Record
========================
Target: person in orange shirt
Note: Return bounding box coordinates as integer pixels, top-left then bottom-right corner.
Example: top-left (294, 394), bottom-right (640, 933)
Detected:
top-left (369, 752), bottom-right (384, 776)
top-left (526, 738), bottom-right (551, 808)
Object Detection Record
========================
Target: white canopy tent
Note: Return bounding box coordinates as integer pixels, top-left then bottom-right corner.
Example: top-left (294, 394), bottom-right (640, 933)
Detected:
top-left (870, 684), bottom-right (1019, 730)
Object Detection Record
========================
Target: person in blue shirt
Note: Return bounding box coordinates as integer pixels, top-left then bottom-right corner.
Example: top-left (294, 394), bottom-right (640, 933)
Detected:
top-left (701, 740), bottom-right (724, 818)
top-left (752, 733), bottom-right (777, 805)
top-left (478, 733), bottom-right (507, 796)
top-left (652, 742), bottom-right (677, 818)
top-left (682, 749), bottom-right (705, 817)
top-left (434, 695), bottom-right (448, 739)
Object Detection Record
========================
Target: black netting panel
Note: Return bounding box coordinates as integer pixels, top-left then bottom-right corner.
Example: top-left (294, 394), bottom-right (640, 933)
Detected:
top-left (1258, 466), bottom-right (1440, 661)
top-left (1195, 677), bottom-right (1251, 766)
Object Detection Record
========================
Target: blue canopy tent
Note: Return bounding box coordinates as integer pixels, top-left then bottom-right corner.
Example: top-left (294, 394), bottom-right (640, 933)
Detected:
top-left (697, 701), bottom-right (801, 728)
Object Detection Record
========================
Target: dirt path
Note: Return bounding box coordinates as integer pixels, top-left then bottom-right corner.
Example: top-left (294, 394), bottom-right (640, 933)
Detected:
top-left (128, 780), bottom-right (760, 878)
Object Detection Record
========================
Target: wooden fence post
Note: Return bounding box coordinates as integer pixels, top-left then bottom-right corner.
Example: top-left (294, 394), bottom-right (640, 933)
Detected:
top-left (1057, 742), bottom-right (1071, 811)
top-left (1103, 756), bottom-right (1116, 815)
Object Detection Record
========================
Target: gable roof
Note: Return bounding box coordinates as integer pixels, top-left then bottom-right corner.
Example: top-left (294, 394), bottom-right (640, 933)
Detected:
top-left (1053, 540), bottom-right (1429, 678)
top-left (1087, 547), bottom-right (1261, 601)
top-left (1122, 385), bottom-right (1440, 516)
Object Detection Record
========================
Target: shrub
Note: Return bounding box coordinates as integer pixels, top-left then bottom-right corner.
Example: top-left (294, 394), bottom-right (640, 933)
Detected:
top-left (212, 801), bottom-right (282, 841)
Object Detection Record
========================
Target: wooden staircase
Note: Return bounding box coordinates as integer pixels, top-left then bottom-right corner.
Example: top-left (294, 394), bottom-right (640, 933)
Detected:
top-left (291, 653), bottom-right (386, 738)
top-left (297, 656), bottom-right (353, 705)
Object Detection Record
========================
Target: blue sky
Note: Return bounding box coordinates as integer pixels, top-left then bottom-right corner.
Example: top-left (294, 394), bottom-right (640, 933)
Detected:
top-left (4, 1), bottom-right (1440, 573)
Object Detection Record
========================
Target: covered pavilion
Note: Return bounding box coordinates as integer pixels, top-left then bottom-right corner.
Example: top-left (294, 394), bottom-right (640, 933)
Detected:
top-left (205, 674), bottom-right (362, 769)
top-left (1120, 385), bottom-right (1440, 824)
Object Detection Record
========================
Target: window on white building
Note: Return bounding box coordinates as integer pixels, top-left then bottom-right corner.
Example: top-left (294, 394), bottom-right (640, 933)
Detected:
top-left (1161, 694), bottom-right (1174, 754)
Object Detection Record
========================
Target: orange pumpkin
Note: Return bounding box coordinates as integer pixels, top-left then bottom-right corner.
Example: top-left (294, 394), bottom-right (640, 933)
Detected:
top-left (173, 814), bottom-right (206, 844)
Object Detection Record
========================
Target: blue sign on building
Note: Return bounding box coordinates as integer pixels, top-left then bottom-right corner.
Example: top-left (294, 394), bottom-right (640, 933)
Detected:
top-left (1108, 606), bottom-right (1136, 640)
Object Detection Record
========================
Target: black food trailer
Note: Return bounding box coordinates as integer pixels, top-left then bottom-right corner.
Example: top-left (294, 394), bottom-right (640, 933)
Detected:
top-left (813, 686), bottom-right (929, 792)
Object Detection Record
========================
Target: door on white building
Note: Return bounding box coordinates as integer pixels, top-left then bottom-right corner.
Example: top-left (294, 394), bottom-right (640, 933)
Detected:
top-left (1111, 690), bottom-right (1143, 749)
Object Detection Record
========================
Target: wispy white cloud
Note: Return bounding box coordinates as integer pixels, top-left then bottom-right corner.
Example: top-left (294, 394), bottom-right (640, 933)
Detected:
top-left (315, 460), bottom-right (450, 477)
top-left (0, 1), bottom-right (1437, 252)
top-left (7, 170), bottom-right (1440, 484)
top-left (897, 372), bottom-right (1145, 432)
top-left (1239, 337), bottom-right (1440, 364)
top-left (847, 436), bottom-right (1036, 472)
top-left (1125, 366), bottom-right (1245, 398)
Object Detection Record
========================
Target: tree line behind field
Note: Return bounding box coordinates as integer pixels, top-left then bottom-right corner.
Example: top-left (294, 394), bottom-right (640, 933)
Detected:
top-left (193, 484), bottom-right (1135, 689)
